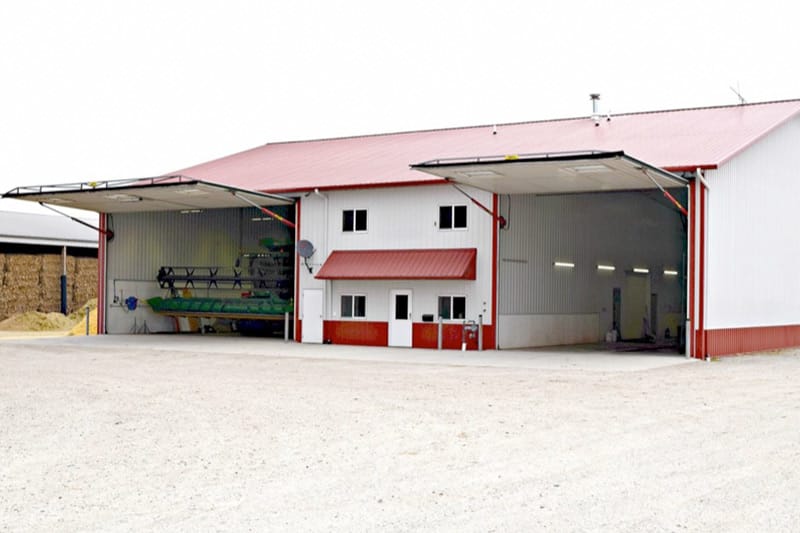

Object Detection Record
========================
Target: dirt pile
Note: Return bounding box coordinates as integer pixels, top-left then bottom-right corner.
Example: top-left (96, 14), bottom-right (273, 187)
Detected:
top-left (0, 311), bottom-right (75, 331)
top-left (0, 298), bottom-right (98, 334)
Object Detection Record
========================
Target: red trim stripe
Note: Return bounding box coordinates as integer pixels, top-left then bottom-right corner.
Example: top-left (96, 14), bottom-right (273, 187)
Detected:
top-left (707, 325), bottom-right (800, 356)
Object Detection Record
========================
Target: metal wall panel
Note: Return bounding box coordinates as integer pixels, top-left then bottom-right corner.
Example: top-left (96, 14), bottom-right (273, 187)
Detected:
top-left (705, 116), bottom-right (800, 329)
top-left (498, 190), bottom-right (687, 340)
top-left (298, 184), bottom-right (494, 325)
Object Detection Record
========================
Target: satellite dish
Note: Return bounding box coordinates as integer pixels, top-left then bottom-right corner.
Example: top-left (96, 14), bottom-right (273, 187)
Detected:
top-left (296, 240), bottom-right (316, 274)
top-left (296, 240), bottom-right (315, 258)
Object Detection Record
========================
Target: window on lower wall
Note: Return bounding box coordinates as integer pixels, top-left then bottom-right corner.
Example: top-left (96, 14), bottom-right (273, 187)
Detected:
top-left (341, 294), bottom-right (366, 319)
top-left (439, 204), bottom-right (467, 230)
top-left (438, 295), bottom-right (466, 320)
top-left (342, 209), bottom-right (367, 232)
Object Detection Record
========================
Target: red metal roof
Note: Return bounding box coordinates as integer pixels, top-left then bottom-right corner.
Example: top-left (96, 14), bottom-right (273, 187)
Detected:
top-left (175, 100), bottom-right (800, 193)
top-left (315, 248), bottom-right (477, 280)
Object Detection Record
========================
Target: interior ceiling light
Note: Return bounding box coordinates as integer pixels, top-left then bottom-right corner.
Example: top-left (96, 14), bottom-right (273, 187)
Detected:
top-left (457, 170), bottom-right (501, 178)
top-left (633, 267), bottom-right (650, 274)
top-left (180, 209), bottom-right (203, 214)
top-left (569, 164), bottom-right (612, 174)
top-left (597, 264), bottom-right (615, 271)
top-left (664, 269), bottom-right (679, 276)
top-left (43, 197), bottom-right (74, 204)
top-left (554, 261), bottom-right (575, 268)
top-left (251, 217), bottom-right (273, 222)
top-left (174, 188), bottom-right (209, 196)
top-left (105, 193), bottom-right (142, 203)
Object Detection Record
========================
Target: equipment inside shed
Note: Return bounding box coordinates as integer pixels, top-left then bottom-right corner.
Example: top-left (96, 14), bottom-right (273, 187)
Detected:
top-left (106, 205), bottom-right (296, 336)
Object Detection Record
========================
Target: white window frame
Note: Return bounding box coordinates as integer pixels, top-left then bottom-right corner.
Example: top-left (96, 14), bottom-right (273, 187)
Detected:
top-left (438, 295), bottom-right (467, 321)
top-left (341, 294), bottom-right (367, 319)
top-left (438, 204), bottom-right (468, 231)
top-left (342, 208), bottom-right (368, 233)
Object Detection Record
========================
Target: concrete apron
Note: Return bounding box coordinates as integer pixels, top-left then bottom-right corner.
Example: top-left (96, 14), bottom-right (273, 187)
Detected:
top-left (0, 334), bottom-right (695, 372)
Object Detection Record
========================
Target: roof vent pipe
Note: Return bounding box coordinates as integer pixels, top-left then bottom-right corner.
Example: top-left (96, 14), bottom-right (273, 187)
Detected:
top-left (590, 93), bottom-right (601, 126)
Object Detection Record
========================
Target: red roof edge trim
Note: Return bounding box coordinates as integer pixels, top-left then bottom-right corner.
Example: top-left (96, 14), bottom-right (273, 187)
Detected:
top-left (265, 178), bottom-right (447, 195)
top-left (664, 164), bottom-right (718, 173)
top-left (316, 248), bottom-right (477, 280)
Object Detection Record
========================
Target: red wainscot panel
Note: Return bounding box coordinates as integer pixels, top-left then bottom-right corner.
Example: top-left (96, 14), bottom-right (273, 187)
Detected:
top-left (706, 325), bottom-right (800, 356)
top-left (412, 323), bottom-right (496, 350)
top-left (323, 320), bottom-right (388, 346)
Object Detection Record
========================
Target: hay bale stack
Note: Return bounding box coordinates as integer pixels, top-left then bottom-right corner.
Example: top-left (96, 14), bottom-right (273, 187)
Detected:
top-left (70, 257), bottom-right (97, 313)
top-left (0, 253), bottom-right (6, 318)
top-left (39, 255), bottom-right (63, 314)
top-left (2, 254), bottom-right (42, 317)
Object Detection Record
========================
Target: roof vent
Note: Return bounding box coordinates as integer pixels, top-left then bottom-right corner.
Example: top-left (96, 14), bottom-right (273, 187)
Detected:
top-left (590, 93), bottom-right (601, 126)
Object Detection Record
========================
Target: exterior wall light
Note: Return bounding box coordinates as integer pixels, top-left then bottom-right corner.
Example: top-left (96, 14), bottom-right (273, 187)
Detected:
top-left (633, 267), bottom-right (650, 274)
top-left (554, 261), bottom-right (575, 268)
top-left (664, 269), bottom-right (679, 276)
top-left (597, 264), bottom-right (615, 271)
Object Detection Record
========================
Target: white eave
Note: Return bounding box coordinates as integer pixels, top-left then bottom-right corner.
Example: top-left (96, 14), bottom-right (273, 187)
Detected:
top-left (411, 150), bottom-right (687, 194)
top-left (2, 176), bottom-right (293, 214)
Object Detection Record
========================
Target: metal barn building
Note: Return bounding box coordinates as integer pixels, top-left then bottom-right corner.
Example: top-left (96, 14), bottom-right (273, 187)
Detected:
top-left (6, 99), bottom-right (800, 358)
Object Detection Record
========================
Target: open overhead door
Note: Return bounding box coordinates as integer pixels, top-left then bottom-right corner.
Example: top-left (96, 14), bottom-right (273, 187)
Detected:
top-left (4, 176), bottom-right (297, 337)
top-left (413, 150), bottom-right (689, 353)
top-left (411, 150), bottom-right (686, 199)
top-left (3, 175), bottom-right (293, 214)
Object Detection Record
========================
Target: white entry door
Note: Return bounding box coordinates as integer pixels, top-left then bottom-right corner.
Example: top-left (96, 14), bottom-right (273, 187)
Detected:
top-left (389, 289), bottom-right (413, 347)
top-left (302, 289), bottom-right (323, 343)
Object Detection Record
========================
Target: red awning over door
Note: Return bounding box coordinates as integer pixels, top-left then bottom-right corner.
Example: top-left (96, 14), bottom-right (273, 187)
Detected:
top-left (315, 248), bottom-right (477, 280)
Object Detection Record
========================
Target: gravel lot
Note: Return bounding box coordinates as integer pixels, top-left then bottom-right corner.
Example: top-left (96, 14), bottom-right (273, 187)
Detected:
top-left (1, 338), bottom-right (799, 532)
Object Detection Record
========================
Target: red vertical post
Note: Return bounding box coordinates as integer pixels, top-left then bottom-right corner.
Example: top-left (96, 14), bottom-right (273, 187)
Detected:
top-left (294, 200), bottom-right (301, 342)
top-left (491, 193), bottom-right (499, 349)
top-left (688, 182), bottom-right (695, 357)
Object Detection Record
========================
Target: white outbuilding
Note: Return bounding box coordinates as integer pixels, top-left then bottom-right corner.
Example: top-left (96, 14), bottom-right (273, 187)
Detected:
top-left (6, 98), bottom-right (800, 358)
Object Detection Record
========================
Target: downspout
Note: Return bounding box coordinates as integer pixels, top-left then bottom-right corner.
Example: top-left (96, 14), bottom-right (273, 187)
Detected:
top-left (314, 188), bottom-right (331, 326)
top-left (697, 168), bottom-right (709, 360)
top-left (685, 182), bottom-right (691, 358)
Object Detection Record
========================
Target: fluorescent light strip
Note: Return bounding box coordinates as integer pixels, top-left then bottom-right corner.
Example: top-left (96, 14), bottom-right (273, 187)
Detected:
top-left (554, 261), bottom-right (575, 268)
top-left (597, 264), bottom-right (615, 271)
top-left (633, 267), bottom-right (650, 274)
top-left (664, 269), bottom-right (679, 276)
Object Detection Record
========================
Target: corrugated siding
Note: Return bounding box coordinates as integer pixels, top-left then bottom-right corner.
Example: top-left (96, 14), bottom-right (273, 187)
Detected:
top-left (298, 184), bottom-right (493, 324)
top-left (498, 191), bottom-right (686, 335)
top-left (706, 115), bottom-right (800, 329)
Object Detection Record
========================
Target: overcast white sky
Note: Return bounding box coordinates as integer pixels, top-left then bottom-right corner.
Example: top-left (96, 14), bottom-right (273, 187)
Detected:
top-left (1, 0), bottom-right (798, 213)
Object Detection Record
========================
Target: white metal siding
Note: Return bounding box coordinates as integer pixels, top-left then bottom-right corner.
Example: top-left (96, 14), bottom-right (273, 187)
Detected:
top-left (299, 184), bottom-right (494, 325)
top-left (498, 191), bottom-right (686, 347)
top-left (105, 207), bottom-right (294, 333)
top-left (705, 116), bottom-right (800, 329)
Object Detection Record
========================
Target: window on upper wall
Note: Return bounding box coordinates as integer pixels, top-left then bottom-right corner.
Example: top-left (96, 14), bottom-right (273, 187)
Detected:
top-left (341, 294), bottom-right (366, 319)
top-left (342, 209), bottom-right (367, 232)
top-left (438, 295), bottom-right (466, 320)
top-left (439, 205), bottom-right (467, 230)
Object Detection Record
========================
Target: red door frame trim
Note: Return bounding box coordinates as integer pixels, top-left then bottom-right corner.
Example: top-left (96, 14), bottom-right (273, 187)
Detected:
top-left (688, 181), bottom-right (695, 357)
top-left (491, 193), bottom-right (498, 349)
